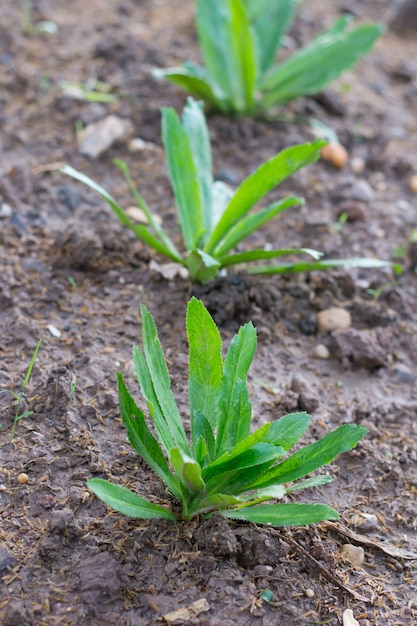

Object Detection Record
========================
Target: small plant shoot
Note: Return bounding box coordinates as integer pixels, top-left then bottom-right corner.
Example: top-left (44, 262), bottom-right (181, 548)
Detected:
top-left (61, 99), bottom-right (398, 283)
top-left (154, 0), bottom-right (382, 116)
top-left (87, 298), bottom-right (367, 526)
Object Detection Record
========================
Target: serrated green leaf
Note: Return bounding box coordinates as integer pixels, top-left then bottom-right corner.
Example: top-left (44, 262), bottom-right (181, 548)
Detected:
top-left (87, 478), bottom-right (176, 520)
top-left (204, 141), bottom-right (324, 253)
top-left (266, 412), bottom-right (312, 450)
top-left (286, 475), bottom-right (333, 493)
top-left (216, 322), bottom-right (257, 454)
top-left (247, 424), bottom-right (368, 491)
top-left (139, 305), bottom-right (189, 452)
top-left (162, 107), bottom-right (205, 251)
top-left (221, 502), bottom-right (340, 526)
top-left (117, 374), bottom-right (181, 499)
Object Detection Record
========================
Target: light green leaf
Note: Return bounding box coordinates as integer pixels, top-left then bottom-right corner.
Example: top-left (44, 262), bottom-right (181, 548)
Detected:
top-left (220, 247), bottom-right (322, 268)
top-left (162, 107), bottom-right (205, 251)
top-left (188, 492), bottom-right (244, 517)
top-left (87, 478), bottom-right (176, 520)
top-left (214, 196), bottom-right (303, 258)
top-left (204, 141), bottom-right (325, 253)
top-left (246, 424), bottom-right (368, 490)
top-left (248, 257), bottom-right (402, 275)
top-left (153, 63), bottom-right (224, 108)
top-left (187, 297), bottom-right (223, 433)
top-left (205, 422), bottom-right (271, 474)
top-left (286, 475), bottom-right (334, 493)
top-left (266, 412), bottom-right (312, 450)
top-left (221, 502), bottom-right (340, 526)
top-left (259, 23), bottom-right (383, 107)
top-left (186, 249), bottom-right (221, 283)
top-left (196, 0), bottom-right (257, 112)
top-left (182, 99), bottom-right (214, 236)
top-left (117, 374), bottom-right (181, 499)
top-left (169, 448), bottom-right (206, 497)
top-left (139, 305), bottom-right (189, 452)
top-left (216, 322), bottom-right (257, 454)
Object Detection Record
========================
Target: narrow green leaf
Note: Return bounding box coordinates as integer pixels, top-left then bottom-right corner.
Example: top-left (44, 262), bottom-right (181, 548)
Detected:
top-left (204, 141), bottom-right (325, 253)
top-left (259, 24), bottom-right (383, 106)
top-left (216, 322), bottom-right (257, 454)
top-left (220, 247), bottom-right (322, 268)
top-left (192, 411), bottom-right (216, 465)
top-left (87, 478), bottom-right (177, 520)
top-left (247, 424), bottom-right (368, 490)
top-left (117, 374), bottom-right (181, 499)
top-left (265, 412), bottom-right (312, 451)
top-left (196, 0), bottom-right (257, 112)
top-left (214, 196), bottom-right (303, 258)
top-left (153, 63), bottom-right (224, 108)
top-left (186, 249), bottom-right (220, 283)
top-left (113, 159), bottom-right (181, 260)
top-left (221, 502), bottom-right (340, 526)
top-left (248, 258), bottom-right (403, 275)
top-left (205, 443), bottom-right (284, 482)
top-left (60, 165), bottom-right (182, 263)
top-left (286, 475), bottom-right (334, 493)
top-left (205, 422), bottom-right (271, 475)
top-left (244, 0), bottom-right (296, 75)
top-left (186, 297), bottom-right (223, 434)
top-left (182, 99), bottom-right (214, 237)
top-left (139, 305), bottom-right (189, 452)
top-left (169, 448), bottom-right (206, 497)
top-left (161, 107), bottom-right (205, 250)
top-left (187, 492), bottom-right (243, 517)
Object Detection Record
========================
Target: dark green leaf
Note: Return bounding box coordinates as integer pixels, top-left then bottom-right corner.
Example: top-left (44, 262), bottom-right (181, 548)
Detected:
top-left (221, 502), bottom-right (340, 526)
top-left (266, 412), bottom-right (312, 450)
top-left (220, 247), bottom-right (322, 268)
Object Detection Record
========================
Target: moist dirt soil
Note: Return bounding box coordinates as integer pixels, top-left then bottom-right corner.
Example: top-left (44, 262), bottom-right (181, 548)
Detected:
top-left (1, 1), bottom-right (417, 625)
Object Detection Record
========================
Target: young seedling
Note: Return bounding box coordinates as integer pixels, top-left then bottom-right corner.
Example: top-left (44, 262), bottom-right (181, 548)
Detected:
top-left (0, 339), bottom-right (42, 440)
top-left (61, 98), bottom-right (398, 283)
top-left (87, 298), bottom-right (367, 526)
top-left (154, 0), bottom-right (382, 116)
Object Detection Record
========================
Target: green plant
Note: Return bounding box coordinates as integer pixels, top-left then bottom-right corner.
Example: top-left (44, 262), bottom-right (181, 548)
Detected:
top-left (87, 298), bottom-right (367, 525)
top-left (153, 0), bottom-right (382, 116)
top-left (61, 98), bottom-right (398, 284)
top-left (0, 339), bottom-right (42, 440)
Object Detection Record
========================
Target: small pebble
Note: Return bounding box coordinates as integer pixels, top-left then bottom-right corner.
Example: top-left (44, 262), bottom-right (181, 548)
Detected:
top-left (304, 588), bottom-right (315, 598)
top-left (317, 308), bottom-right (352, 333)
top-left (313, 344), bottom-right (330, 359)
top-left (320, 143), bottom-right (348, 169)
top-left (17, 473), bottom-right (29, 485)
top-left (350, 180), bottom-right (375, 203)
top-left (0, 203), bottom-right (13, 218)
top-left (340, 544), bottom-right (365, 566)
top-left (343, 609), bottom-right (360, 626)
top-left (408, 174), bottom-right (417, 194)
top-left (350, 156), bottom-right (366, 174)
top-left (48, 324), bottom-right (62, 338)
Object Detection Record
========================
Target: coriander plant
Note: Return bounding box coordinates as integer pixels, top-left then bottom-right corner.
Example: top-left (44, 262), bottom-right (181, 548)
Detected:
top-left (62, 98), bottom-right (397, 284)
top-left (154, 0), bottom-right (382, 116)
top-left (88, 297), bottom-right (367, 526)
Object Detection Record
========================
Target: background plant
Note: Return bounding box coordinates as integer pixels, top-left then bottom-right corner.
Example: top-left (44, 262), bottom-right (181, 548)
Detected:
top-left (88, 297), bottom-right (367, 525)
top-left (62, 99), bottom-right (397, 284)
top-left (154, 0), bottom-right (382, 116)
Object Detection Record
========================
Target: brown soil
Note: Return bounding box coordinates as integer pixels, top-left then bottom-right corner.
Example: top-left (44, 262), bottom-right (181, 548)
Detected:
top-left (1, 1), bottom-right (416, 625)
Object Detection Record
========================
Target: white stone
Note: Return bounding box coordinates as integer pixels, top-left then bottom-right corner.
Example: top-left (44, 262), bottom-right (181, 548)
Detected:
top-left (317, 308), bottom-right (352, 333)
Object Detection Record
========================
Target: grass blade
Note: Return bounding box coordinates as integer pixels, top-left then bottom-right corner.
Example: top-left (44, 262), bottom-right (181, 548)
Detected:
top-left (196, 0), bottom-right (257, 112)
top-left (221, 502), bottom-right (340, 526)
top-left (204, 141), bottom-right (324, 253)
top-left (60, 165), bottom-right (182, 262)
top-left (117, 374), bottom-right (181, 498)
top-left (87, 478), bottom-right (176, 520)
top-left (220, 247), bottom-right (322, 268)
top-left (186, 297), bottom-right (223, 433)
top-left (247, 424), bottom-right (368, 490)
top-left (161, 107), bottom-right (205, 251)
top-left (214, 196), bottom-right (303, 258)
